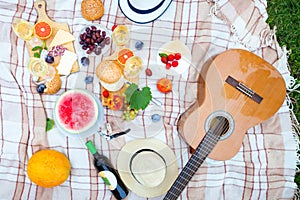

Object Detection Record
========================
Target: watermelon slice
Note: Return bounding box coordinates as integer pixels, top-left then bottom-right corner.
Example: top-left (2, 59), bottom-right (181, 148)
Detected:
top-left (55, 90), bottom-right (98, 133)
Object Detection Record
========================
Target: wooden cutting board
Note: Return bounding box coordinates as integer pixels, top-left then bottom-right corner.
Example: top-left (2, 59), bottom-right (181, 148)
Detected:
top-left (26, 0), bottom-right (79, 73)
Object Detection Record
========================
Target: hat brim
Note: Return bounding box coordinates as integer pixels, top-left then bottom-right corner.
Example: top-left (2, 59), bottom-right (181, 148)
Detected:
top-left (118, 0), bottom-right (173, 24)
top-left (117, 138), bottom-right (178, 198)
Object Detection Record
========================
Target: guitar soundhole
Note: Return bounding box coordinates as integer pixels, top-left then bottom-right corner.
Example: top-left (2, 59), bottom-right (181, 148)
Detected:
top-left (209, 116), bottom-right (229, 137)
top-left (204, 111), bottom-right (234, 140)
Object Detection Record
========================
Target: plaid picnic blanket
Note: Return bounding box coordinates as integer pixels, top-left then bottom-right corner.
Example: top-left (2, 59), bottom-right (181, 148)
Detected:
top-left (0, 0), bottom-right (298, 199)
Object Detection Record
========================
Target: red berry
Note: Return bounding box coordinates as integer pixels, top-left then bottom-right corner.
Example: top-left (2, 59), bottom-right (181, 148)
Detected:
top-left (172, 60), bottom-right (178, 67)
top-left (161, 56), bottom-right (168, 64)
top-left (112, 25), bottom-right (118, 31)
top-left (166, 62), bottom-right (172, 69)
top-left (167, 54), bottom-right (175, 61)
top-left (103, 90), bottom-right (109, 98)
top-left (175, 53), bottom-right (181, 60)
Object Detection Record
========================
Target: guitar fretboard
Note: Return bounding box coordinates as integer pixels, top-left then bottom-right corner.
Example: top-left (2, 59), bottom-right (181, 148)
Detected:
top-left (164, 118), bottom-right (225, 200)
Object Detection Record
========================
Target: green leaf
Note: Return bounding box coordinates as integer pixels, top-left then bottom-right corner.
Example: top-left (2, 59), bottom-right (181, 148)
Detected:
top-left (129, 86), bottom-right (152, 110)
top-left (159, 53), bottom-right (168, 58)
top-left (33, 52), bottom-right (40, 58)
top-left (125, 83), bottom-right (139, 102)
top-left (32, 46), bottom-right (43, 51)
top-left (46, 118), bottom-right (55, 132)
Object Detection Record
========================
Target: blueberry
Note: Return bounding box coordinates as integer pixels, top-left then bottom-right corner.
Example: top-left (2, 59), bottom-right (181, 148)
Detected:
top-left (135, 40), bottom-right (144, 50)
top-left (36, 83), bottom-right (46, 94)
top-left (85, 75), bottom-right (93, 84)
top-left (81, 57), bottom-right (90, 66)
top-left (151, 114), bottom-right (161, 122)
top-left (45, 55), bottom-right (54, 64)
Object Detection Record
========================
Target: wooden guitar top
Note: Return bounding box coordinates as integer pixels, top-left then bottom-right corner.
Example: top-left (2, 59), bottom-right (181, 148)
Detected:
top-left (178, 49), bottom-right (286, 160)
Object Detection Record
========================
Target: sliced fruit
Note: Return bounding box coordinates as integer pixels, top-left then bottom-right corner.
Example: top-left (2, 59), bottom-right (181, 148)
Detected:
top-left (108, 95), bottom-right (123, 110)
top-left (117, 48), bottom-right (134, 65)
top-left (34, 21), bottom-right (52, 40)
top-left (57, 92), bottom-right (97, 131)
top-left (157, 78), bottom-right (172, 93)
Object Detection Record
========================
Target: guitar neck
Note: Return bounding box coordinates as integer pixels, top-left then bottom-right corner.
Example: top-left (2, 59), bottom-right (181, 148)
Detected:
top-left (164, 121), bottom-right (224, 199)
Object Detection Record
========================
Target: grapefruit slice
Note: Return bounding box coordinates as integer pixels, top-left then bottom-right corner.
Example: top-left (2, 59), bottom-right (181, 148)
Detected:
top-left (34, 21), bottom-right (52, 40)
top-left (117, 48), bottom-right (134, 65)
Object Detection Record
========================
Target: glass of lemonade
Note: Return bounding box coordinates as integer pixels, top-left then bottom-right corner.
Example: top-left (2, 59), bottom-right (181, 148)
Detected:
top-left (112, 25), bottom-right (130, 47)
top-left (28, 57), bottom-right (56, 81)
top-left (12, 18), bottom-right (34, 41)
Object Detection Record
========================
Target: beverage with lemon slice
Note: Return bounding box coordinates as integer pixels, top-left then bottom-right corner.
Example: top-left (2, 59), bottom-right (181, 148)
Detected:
top-left (124, 56), bottom-right (143, 79)
top-left (28, 57), bottom-right (55, 81)
top-left (112, 25), bottom-right (130, 46)
top-left (12, 18), bottom-right (34, 41)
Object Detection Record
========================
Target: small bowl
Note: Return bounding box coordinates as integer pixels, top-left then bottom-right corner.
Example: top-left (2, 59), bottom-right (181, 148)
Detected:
top-left (53, 89), bottom-right (104, 138)
top-left (77, 24), bottom-right (112, 56)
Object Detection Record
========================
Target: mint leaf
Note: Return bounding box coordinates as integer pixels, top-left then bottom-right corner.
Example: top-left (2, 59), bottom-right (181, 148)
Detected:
top-left (33, 52), bottom-right (40, 58)
top-left (32, 46), bottom-right (43, 51)
top-left (46, 118), bottom-right (55, 132)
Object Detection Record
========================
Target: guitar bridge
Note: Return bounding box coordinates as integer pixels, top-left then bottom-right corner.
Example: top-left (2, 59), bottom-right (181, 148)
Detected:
top-left (225, 76), bottom-right (263, 104)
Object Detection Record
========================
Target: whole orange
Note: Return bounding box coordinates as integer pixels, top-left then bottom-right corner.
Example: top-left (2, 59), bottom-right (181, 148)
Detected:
top-left (27, 149), bottom-right (71, 188)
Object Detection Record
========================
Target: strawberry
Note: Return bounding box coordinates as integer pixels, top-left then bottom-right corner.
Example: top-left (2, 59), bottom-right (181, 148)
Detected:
top-left (167, 54), bottom-right (175, 61)
top-left (175, 53), bottom-right (181, 60)
top-left (112, 25), bottom-right (118, 31)
top-left (161, 56), bottom-right (168, 64)
top-left (103, 90), bottom-right (109, 98)
top-left (172, 60), bottom-right (178, 67)
top-left (166, 62), bottom-right (172, 69)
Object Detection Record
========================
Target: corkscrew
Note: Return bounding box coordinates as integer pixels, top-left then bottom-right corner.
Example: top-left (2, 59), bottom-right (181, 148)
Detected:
top-left (98, 123), bottom-right (130, 140)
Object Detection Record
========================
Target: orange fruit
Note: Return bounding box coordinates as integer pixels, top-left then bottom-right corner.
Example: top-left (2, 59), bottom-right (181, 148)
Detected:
top-left (27, 149), bottom-right (71, 188)
top-left (117, 48), bottom-right (134, 65)
top-left (34, 21), bottom-right (52, 40)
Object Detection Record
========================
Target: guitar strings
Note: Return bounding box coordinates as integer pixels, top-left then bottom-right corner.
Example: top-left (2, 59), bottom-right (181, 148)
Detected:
top-left (164, 117), bottom-right (227, 199)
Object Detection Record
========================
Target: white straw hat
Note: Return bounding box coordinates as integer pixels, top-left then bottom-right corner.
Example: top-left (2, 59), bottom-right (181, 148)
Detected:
top-left (117, 138), bottom-right (178, 198)
top-left (118, 0), bottom-right (173, 24)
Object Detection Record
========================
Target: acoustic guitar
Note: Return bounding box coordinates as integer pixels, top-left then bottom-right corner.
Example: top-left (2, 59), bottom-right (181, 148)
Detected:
top-left (164, 49), bottom-right (286, 199)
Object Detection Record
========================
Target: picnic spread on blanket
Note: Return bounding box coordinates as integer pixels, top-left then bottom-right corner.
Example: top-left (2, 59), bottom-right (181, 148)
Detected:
top-left (0, 0), bottom-right (298, 199)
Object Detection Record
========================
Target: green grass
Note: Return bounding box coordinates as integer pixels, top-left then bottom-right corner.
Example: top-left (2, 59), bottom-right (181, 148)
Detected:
top-left (266, 0), bottom-right (300, 189)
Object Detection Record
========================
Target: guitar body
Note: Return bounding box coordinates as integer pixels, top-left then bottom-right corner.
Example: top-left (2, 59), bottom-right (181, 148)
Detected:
top-left (178, 49), bottom-right (286, 160)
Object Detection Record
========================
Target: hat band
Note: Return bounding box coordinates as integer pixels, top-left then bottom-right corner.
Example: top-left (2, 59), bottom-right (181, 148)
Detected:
top-left (129, 148), bottom-right (166, 185)
top-left (127, 0), bottom-right (165, 14)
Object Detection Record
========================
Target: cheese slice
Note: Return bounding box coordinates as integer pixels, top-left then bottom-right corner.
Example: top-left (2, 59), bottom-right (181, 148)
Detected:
top-left (56, 50), bottom-right (77, 76)
top-left (49, 29), bottom-right (75, 48)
